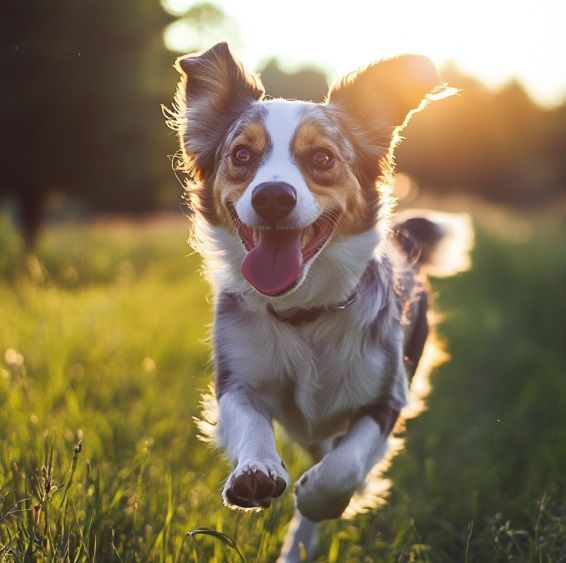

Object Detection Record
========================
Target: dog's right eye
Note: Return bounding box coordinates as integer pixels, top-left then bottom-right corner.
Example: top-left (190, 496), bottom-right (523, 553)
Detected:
top-left (231, 146), bottom-right (252, 166)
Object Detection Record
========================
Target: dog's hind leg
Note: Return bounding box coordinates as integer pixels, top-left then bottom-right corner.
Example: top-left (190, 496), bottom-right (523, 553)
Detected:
top-left (278, 438), bottom-right (335, 562)
top-left (278, 510), bottom-right (318, 563)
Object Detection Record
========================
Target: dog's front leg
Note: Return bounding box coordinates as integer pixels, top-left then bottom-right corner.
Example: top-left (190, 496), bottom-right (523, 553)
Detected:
top-left (218, 390), bottom-right (290, 509)
top-left (295, 400), bottom-right (400, 522)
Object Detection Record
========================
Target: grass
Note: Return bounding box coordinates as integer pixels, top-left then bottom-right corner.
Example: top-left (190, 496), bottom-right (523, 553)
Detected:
top-left (0, 205), bottom-right (565, 562)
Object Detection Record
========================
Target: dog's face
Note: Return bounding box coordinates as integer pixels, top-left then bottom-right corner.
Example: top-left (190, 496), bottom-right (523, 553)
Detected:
top-left (174, 43), bottom-right (447, 297)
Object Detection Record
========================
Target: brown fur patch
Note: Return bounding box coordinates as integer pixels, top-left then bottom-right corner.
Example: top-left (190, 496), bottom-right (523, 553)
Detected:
top-left (230, 121), bottom-right (269, 159)
top-left (292, 118), bottom-right (375, 237)
top-left (174, 43), bottom-right (265, 223)
top-left (214, 120), bottom-right (269, 227)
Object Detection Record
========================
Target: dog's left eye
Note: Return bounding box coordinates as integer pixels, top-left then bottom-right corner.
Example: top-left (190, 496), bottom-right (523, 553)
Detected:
top-left (231, 146), bottom-right (252, 165)
top-left (310, 149), bottom-right (335, 170)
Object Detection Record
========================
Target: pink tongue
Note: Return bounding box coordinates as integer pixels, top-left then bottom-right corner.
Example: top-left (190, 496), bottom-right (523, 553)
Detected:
top-left (241, 229), bottom-right (303, 295)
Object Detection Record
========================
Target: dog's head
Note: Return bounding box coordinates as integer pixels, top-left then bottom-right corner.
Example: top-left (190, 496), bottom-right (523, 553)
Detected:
top-left (173, 42), bottom-right (450, 298)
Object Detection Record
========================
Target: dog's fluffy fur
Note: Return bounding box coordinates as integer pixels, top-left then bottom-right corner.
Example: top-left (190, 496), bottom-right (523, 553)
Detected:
top-left (169, 42), bottom-right (473, 561)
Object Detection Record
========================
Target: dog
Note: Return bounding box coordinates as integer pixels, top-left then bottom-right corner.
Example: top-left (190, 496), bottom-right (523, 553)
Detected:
top-left (169, 42), bottom-right (473, 561)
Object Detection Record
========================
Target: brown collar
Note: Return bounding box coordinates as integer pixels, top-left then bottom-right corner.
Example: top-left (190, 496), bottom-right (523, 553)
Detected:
top-left (266, 290), bottom-right (359, 326)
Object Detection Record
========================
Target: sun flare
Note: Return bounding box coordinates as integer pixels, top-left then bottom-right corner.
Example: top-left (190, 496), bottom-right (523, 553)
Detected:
top-left (164, 0), bottom-right (565, 107)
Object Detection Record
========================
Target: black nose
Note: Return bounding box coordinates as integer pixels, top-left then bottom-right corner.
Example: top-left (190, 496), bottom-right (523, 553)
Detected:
top-left (251, 182), bottom-right (297, 222)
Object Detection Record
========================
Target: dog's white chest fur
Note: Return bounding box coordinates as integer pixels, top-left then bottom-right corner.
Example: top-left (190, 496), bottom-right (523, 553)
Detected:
top-left (216, 291), bottom-right (400, 444)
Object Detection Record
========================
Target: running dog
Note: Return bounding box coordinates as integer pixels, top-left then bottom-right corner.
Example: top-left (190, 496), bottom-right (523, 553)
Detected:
top-left (169, 42), bottom-right (473, 560)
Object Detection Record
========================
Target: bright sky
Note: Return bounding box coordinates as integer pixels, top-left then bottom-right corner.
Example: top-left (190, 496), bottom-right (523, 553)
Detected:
top-left (163, 0), bottom-right (566, 107)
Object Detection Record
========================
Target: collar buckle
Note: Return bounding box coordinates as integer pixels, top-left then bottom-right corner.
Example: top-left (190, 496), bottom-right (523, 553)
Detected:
top-left (330, 291), bottom-right (359, 311)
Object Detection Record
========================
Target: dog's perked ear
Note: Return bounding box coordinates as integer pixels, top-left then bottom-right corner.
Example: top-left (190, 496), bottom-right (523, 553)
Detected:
top-left (174, 42), bottom-right (265, 180)
top-left (327, 55), bottom-right (453, 183)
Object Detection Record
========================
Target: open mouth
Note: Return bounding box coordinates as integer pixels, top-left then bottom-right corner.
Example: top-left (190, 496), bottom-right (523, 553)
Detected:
top-left (229, 206), bottom-right (337, 296)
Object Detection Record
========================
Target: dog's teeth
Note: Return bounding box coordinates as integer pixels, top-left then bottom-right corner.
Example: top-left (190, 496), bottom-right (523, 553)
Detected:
top-left (301, 227), bottom-right (312, 249)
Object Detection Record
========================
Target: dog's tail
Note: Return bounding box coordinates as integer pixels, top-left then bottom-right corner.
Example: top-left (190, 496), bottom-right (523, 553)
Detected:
top-left (392, 210), bottom-right (474, 277)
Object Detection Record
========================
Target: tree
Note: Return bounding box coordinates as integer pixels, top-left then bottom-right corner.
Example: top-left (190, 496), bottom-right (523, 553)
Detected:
top-left (1, 1), bottom-right (177, 247)
top-left (259, 59), bottom-right (328, 103)
top-left (397, 63), bottom-right (565, 205)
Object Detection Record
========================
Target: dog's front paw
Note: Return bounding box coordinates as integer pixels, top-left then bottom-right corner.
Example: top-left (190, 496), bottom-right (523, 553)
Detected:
top-left (223, 459), bottom-right (290, 510)
top-left (295, 453), bottom-right (363, 522)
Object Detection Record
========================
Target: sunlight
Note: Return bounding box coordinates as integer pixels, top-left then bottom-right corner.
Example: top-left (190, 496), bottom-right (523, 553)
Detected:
top-left (164, 0), bottom-right (565, 107)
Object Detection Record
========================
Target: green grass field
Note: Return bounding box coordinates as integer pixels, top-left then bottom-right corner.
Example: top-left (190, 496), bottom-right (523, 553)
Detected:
top-left (1, 205), bottom-right (565, 562)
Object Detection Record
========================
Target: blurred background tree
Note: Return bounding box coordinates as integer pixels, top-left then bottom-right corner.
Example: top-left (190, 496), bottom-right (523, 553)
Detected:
top-left (396, 65), bottom-right (564, 206)
top-left (260, 59), bottom-right (328, 103)
top-left (1, 0), bottom-right (178, 247)
top-left (162, 1), bottom-right (239, 53)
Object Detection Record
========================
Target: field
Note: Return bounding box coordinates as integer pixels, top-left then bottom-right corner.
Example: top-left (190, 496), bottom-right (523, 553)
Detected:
top-left (0, 203), bottom-right (565, 562)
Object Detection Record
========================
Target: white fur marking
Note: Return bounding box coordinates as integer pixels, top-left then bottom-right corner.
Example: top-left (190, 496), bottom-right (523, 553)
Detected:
top-left (235, 101), bottom-right (320, 227)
